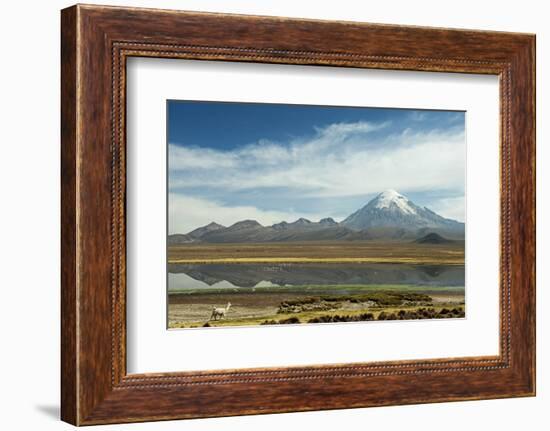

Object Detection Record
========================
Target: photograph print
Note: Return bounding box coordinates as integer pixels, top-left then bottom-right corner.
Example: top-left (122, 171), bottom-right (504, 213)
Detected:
top-left (167, 101), bottom-right (466, 329)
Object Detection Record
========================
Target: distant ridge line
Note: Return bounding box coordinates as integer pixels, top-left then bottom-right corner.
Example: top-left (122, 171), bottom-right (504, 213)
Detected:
top-left (168, 190), bottom-right (464, 244)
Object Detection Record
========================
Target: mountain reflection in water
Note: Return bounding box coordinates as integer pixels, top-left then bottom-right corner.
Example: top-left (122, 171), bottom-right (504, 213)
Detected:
top-left (168, 263), bottom-right (464, 291)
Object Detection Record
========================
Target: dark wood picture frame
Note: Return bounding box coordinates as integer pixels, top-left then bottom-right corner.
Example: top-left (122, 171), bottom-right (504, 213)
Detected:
top-left (61, 4), bottom-right (535, 426)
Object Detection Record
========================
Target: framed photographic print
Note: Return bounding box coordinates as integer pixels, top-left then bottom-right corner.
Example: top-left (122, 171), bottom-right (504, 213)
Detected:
top-left (165, 101), bottom-right (466, 330)
top-left (61, 4), bottom-right (535, 425)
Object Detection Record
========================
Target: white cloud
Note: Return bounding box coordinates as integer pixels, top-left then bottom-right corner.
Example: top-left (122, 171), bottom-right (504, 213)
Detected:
top-left (408, 111), bottom-right (428, 122)
top-left (168, 120), bottom-right (465, 229)
top-left (169, 194), bottom-right (333, 234)
top-left (429, 196), bottom-right (465, 223)
top-left (169, 146), bottom-right (237, 170)
top-left (169, 121), bottom-right (465, 198)
top-left (169, 121), bottom-right (388, 173)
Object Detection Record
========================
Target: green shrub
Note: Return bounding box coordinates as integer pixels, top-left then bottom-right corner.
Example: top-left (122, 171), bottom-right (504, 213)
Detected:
top-left (279, 317), bottom-right (301, 324)
top-left (308, 313), bottom-right (376, 324)
top-left (280, 297), bottom-right (317, 308)
top-left (260, 320), bottom-right (277, 325)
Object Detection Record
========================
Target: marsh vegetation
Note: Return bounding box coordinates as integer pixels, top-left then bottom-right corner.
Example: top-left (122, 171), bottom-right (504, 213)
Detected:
top-left (167, 240), bottom-right (465, 329)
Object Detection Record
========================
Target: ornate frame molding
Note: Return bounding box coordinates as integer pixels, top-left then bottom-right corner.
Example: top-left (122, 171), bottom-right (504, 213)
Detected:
top-left (61, 5), bottom-right (535, 425)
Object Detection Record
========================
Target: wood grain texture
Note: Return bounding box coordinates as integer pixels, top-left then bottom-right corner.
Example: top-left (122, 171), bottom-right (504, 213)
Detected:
top-left (60, 6), bottom-right (78, 425)
top-left (60, 4), bottom-right (536, 425)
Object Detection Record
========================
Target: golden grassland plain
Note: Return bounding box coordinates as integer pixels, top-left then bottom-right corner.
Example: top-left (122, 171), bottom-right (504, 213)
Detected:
top-left (168, 240), bottom-right (465, 265)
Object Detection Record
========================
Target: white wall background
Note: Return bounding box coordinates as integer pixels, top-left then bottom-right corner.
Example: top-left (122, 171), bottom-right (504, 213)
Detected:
top-left (0, 0), bottom-right (546, 429)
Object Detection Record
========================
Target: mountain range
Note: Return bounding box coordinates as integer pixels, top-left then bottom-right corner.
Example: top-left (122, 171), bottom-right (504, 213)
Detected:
top-left (168, 190), bottom-right (464, 244)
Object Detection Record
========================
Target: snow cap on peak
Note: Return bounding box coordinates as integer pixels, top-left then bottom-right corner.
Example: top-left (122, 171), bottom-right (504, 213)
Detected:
top-left (373, 189), bottom-right (416, 215)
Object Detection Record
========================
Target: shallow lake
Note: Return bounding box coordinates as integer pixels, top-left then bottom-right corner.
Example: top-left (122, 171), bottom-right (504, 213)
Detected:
top-left (168, 263), bottom-right (465, 292)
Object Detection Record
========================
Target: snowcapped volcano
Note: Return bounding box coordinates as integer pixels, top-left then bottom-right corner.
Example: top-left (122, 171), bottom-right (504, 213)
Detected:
top-left (341, 189), bottom-right (463, 233)
top-left (171, 189), bottom-right (464, 243)
top-left (371, 189), bottom-right (417, 215)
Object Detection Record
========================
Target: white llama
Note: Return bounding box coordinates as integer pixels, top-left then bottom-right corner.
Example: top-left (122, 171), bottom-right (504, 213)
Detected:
top-left (210, 302), bottom-right (231, 321)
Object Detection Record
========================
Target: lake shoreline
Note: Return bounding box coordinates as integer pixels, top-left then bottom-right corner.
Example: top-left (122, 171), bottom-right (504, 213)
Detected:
top-left (168, 286), bottom-right (465, 328)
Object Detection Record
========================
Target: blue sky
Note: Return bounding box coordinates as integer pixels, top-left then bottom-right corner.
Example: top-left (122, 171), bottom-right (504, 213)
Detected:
top-left (168, 100), bottom-right (465, 234)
